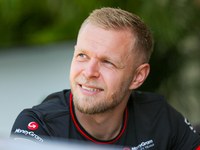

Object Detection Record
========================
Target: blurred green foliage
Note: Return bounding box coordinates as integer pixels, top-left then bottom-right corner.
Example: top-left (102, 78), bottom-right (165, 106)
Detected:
top-left (1, 0), bottom-right (198, 47)
top-left (0, 0), bottom-right (200, 123)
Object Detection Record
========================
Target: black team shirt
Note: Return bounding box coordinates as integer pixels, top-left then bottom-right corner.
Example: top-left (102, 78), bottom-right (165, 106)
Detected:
top-left (11, 90), bottom-right (200, 150)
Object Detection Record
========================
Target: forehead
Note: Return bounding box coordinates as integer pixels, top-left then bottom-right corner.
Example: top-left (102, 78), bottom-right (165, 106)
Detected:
top-left (77, 24), bottom-right (135, 54)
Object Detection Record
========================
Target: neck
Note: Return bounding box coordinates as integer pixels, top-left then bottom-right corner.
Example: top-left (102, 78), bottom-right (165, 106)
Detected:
top-left (74, 95), bottom-right (129, 141)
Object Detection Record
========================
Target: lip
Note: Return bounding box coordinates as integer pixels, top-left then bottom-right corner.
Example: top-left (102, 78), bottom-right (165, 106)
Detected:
top-left (78, 84), bottom-right (103, 95)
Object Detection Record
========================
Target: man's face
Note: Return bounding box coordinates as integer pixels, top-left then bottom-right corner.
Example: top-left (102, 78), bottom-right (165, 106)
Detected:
top-left (70, 24), bottom-right (136, 114)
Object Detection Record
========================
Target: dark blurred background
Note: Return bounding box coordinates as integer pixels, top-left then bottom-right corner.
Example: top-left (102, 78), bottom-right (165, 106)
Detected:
top-left (0, 0), bottom-right (200, 136)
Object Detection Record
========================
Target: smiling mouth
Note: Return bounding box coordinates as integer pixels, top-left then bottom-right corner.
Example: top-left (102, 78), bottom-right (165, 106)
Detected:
top-left (81, 85), bottom-right (103, 91)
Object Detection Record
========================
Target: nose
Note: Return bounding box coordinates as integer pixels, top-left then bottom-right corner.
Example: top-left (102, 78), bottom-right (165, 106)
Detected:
top-left (82, 59), bottom-right (100, 79)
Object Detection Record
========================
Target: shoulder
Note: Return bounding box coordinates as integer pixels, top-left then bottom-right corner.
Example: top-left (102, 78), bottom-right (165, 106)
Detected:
top-left (30, 89), bottom-right (72, 120)
top-left (13, 89), bottom-right (72, 129)
top-left (129, 90), bottom-right (181, 122)
top-left (11, 89), bottom-right (72, 141)
top-left (128, 90), bottom-right (168, 117)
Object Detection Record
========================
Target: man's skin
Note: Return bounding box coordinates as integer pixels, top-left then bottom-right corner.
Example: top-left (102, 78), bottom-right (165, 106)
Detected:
top-left (69, 23), bottom-right (150, 141)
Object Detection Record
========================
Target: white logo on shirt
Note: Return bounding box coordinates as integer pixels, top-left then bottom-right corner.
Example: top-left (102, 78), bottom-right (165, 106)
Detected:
top-left (131, 139), bottom-right (154, 150)
top-left (14, 128), bottom-right (43, 142)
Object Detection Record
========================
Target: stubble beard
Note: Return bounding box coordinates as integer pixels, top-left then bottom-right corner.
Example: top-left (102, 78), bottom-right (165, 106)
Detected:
top-left (70, 76), bottom-right (132, 115)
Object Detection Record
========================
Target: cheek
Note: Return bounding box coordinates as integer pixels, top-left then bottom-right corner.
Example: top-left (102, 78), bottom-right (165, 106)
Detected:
top-left (102, 71), bottom-right (122, 89)
top-left (70, 66), bottom-right (79, 84)
top-left (70, 61), bottom-right (83, 79)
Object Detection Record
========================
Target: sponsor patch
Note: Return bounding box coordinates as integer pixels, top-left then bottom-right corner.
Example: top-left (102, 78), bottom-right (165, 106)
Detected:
top-left (14, 128), bottom-right (43, 142)
top-left (132, 140), bottom-right (154, 150)
top-left (28, 122), bottom-right (38, 130)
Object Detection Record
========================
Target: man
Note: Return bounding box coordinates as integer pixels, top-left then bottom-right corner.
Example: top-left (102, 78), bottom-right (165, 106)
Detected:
top-left (11, 7), bottom-right (200, 150)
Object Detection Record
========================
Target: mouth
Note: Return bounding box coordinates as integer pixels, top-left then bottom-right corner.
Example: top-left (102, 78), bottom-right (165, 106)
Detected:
top-left (80, 85), bottom-right (103, 92)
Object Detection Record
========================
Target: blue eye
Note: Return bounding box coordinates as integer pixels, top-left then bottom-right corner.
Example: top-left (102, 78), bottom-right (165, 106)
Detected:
top-left (104, 60), bottom-right (115, 67)
top-left (79, 54), bottom-right (86, 57)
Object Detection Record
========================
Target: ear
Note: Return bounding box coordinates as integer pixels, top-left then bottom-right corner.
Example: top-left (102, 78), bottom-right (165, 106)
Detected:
top-left (74, 45), bottom-right (77, 50)
top-left (129, 63), bottom-right (150, 90)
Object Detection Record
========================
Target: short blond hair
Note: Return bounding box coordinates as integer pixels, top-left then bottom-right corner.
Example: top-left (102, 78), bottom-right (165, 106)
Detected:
top-left (79, 7), bottom-right (154, 63)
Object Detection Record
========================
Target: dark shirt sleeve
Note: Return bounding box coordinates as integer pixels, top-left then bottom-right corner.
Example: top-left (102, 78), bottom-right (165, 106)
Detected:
top-left (167, 104), bottom-right (200, 150)
top-left (10, 110), bottom-right (50, 143)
